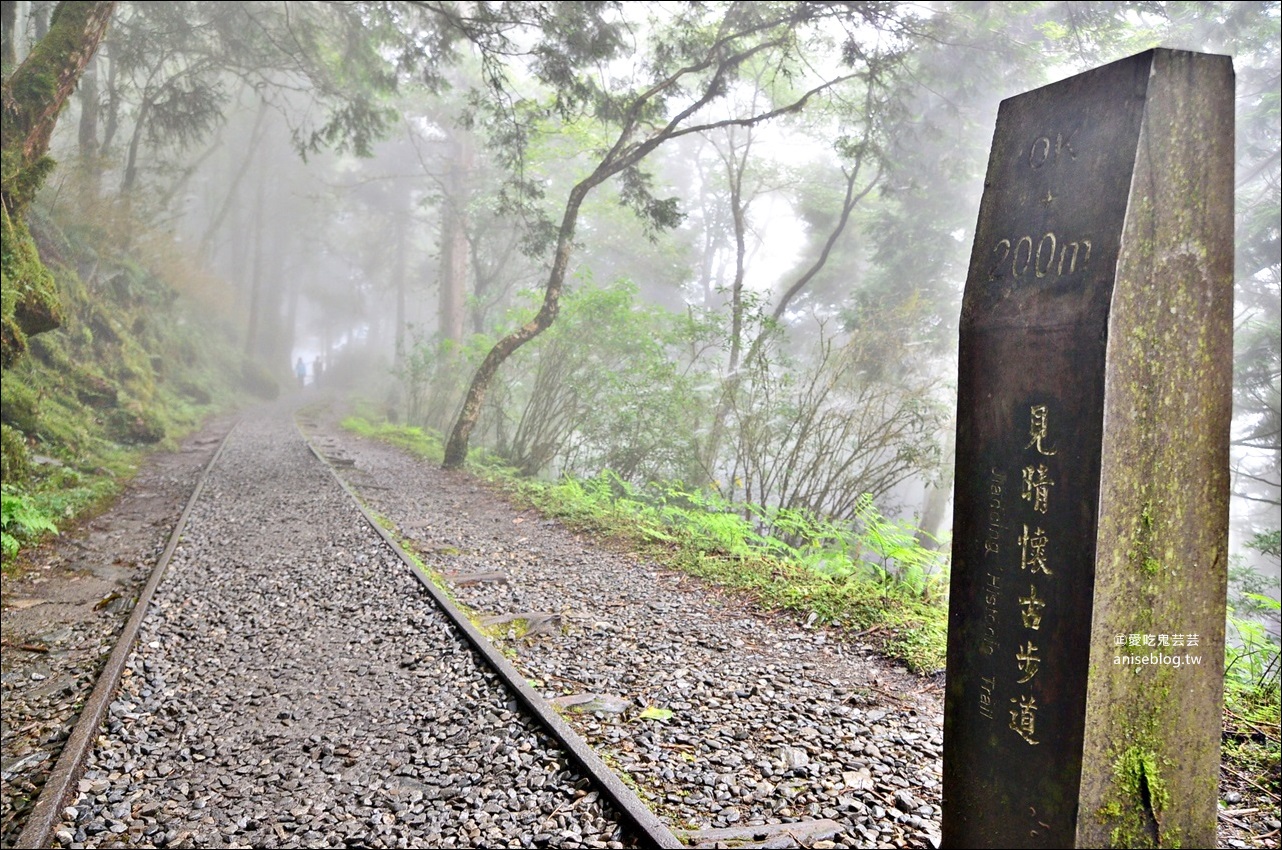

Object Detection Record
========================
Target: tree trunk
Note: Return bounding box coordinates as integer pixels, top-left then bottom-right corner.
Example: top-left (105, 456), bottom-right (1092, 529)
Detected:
top-left (227, 185), bottom-right (248, 294)
top-left (2, 2), bottom-right (17, 69)
top-left (393, 202), bottom-right (408, 364)
top-left (1, 1), bottom-right (116, 217)
top-left (438, 132), bottom-right (472, 344)
top-left (120, 94), bottom-right (150, 195)
top-left (243, 168), bottom-right (266, 358)
top-left (101, 38), bottom-right (119, 152)
top-left (77, 51), bottom-right (100, 183)
top-left (769, 163), bottom-right (875, 322)
top-left (438, 213), bottom-right (468, 343)
top-left (284, 259), bottom-right (301, 367)
top-left (727, 172), bottom-right (748, 372)
top-left (442, 181), bottom-right (589, 468)
top-left (698, 129), bottom-right (753, 482)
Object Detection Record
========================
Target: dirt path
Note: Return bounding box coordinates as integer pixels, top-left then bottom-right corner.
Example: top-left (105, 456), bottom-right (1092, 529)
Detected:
top-left (2, 401), bottom-right (1277, 848)
top-left (1, 415), bottom-right (237, 846)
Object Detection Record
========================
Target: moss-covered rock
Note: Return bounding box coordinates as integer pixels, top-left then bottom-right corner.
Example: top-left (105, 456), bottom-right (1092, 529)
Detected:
top-left (1, 423), bottom-right (31, 485)
top-left (0, 375), bottom-right (40, 433)
top-left (75, 374), bottom-right (118, 409)
top-left (1, 206), bottom-right (63, 367)
top-left (107, 404), bottom-right (166, 445)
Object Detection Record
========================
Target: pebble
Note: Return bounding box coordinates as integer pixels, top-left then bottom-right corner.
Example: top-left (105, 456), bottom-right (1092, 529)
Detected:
top-left (326, 410), bottom-right (951, 849)
top-left (13, 402), bottom-right (1262, 850)
top-left (51, 410), bottom-right (635, 848)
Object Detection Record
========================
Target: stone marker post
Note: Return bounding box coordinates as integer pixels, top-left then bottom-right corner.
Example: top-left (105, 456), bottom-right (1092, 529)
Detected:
top-left (942, 49), bottom-right (1234, 848)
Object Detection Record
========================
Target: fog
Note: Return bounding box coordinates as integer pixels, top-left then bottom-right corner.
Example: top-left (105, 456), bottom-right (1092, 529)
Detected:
top-left (8, 1), bottom-right (1278, 588)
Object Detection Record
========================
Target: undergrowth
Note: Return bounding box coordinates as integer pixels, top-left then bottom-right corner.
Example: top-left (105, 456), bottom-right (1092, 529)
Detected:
top-left (1, 487), bottom-right (59, 560)
top-left (1223, 546), bottom-right (1281, 802)
top-left (342, 415), bottom-right (445, 464)
top-left (0, 456), bottom-right (131, 568)
top-left (341, 414), bottom-right (949, 672)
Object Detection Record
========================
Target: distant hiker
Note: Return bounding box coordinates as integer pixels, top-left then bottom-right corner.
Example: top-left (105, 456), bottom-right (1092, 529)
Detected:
top-left (295, 357), bottom-right (306, 388)
top-left (313, 356), bottom-right (324, 387)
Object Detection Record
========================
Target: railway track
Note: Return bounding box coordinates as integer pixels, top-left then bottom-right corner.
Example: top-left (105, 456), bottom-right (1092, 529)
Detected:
top-left (17, 406), bottom-right (677, 849)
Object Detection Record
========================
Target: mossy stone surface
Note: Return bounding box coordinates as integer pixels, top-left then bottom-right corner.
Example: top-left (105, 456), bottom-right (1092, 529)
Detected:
top-left (943, 49), bottom-right (1233, 849)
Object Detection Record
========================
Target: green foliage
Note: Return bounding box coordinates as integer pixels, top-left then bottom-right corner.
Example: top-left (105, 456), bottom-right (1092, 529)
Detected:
top-left (638, 706), bottom-right (674, 722)
top-left (101, 1), bottom-right (415, 184)
top-left (0, 177), bottom-right (254, 568)
top-left (341, 416), bottom-right (445, 465)
top-left (1223, 634), bottom-right (1280, 804)
top-left (0, 374), bottom-right (41, 435)
top-left (1223, 553), bottom-right (1280, 792)
top-left (393, 325), bottom-right (505, 437)
top-left (0, 424), bottom-right (30, 485)
top-left (852, 494), bottom-right (950, 601)
top-left (1, 485), bottom-right (59, 563)
top-left (404, 278), bottom-right (710, 482)
top-left (1222, 676), bottom-right (1280, 795)
top-left (1226, 591), bottom-right (1281, 696)
top-left (513, 467), bottom-right (948, 670)
top-left (715, 306), bottom-right (948, 520)
top-left (1227, 543), bottom-right (1281, 693)
top-left (1246, 529), bottom-right (1281, 560)
top-left (391, 332), bottom-right (439, 428)
top-left (1, 205), bottom-right (63, 367)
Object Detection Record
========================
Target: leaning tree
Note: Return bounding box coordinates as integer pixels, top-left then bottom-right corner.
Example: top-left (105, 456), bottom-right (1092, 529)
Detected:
top-left (433, 1), bottom-right (926, 468)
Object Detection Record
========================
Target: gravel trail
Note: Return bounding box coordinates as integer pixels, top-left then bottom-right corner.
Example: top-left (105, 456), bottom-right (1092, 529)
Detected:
top-left (313, 410), bottom-right (946, 850)
top-left (2, 418), bottom-right (235, 849)
top-left (11, 401), bottom-right (1275, 849)
top-left (54, 408), bottom-right (635, 849)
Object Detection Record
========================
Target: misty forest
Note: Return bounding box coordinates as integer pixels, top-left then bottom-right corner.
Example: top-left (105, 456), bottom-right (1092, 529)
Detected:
top-left (1, 1), bottom-right (1279, 847)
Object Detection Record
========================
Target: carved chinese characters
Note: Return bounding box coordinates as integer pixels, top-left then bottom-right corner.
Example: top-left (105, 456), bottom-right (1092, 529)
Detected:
top-left (943, 50), bottom-right (1233, 848)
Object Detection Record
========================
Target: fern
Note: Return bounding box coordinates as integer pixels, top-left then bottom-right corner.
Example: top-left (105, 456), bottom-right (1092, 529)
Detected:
top-left (1, 488), bottom-right (60, 560)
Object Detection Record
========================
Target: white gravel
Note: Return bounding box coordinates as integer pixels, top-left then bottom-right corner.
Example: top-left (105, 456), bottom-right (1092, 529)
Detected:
top-left (316, 409), bottom-right (946, 850)
top-left (55, 409), bottom-right (634, 849)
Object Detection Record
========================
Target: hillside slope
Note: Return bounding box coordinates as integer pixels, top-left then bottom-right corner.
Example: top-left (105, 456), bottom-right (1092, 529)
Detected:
top-left (1, 197), bottom-right (276, 563)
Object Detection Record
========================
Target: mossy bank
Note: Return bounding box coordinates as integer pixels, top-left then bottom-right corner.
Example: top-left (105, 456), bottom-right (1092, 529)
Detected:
top-left (1, 197), bottom-right (278, 567)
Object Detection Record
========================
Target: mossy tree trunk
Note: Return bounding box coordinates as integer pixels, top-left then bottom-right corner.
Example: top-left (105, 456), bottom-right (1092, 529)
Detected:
top-left (2, 1), bottom-right (115, 217)
top-left (1, 1), bottom-right (115, 366)
top-left (442, 180), bottom-right (591, 468)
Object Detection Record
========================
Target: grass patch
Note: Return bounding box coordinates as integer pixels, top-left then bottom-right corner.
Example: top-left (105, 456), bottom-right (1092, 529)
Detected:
top-left (1223, 566), bottom-right (1281, 798)
top-left (341, 416), bottom-right (444, 464)
top-left (653, 547), bottom-right (945, 673)
top-left (1, 436), bottom-right (142, 573)
top-left (506, 469), bottom-right (949, 672)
